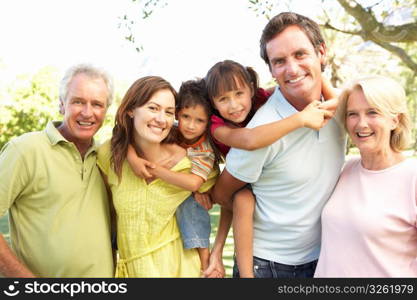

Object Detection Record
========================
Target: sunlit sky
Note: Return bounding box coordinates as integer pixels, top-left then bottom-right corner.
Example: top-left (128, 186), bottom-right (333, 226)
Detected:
top-left (0, 0), bottom-right (335, 89)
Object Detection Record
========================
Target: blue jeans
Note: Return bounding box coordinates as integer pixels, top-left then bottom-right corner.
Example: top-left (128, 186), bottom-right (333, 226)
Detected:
top-left (233, 256), bottom-right (317, 278)
top-left (176, 195), bottom-right (211, 249)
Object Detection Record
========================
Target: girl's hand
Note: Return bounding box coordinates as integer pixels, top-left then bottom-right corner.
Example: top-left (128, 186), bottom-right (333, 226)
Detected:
top-left (203, 251), bottom-right (225, 278)
top-left (194, 192), bottom-right (213, 210)
top-left (319, 97), bottom-right (338, 116)
top-left (298, 100), bottom-right (329, 130)
top-left (321, 76), bottom-right (337, 100)
top-left (126, 144), bottom-right (155, 179)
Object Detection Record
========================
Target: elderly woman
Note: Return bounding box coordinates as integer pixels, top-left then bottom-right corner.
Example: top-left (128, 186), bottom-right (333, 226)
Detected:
top-left (97, 76), bottom-right (215, 277)
top-left (315, 76), bottom-right (417, 277)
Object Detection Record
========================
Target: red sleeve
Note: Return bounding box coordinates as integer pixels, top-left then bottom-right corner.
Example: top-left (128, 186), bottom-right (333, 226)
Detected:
top-left (210, 115), bottom-right (230, 157)
top-left (252, 88), bottom-right (271, 111)
top-left (210, 115), bottom-right (226, 136)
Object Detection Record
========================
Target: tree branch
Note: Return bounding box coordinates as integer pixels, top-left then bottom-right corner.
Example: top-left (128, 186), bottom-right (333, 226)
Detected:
top-left (337, 0), bottom-right (417, 43)
top-left (331, 0), bottom-right (417, 73)
top-left (372, 40), bottom-right (417, 73)
top-left (322, 21), bottom-right (362, 36)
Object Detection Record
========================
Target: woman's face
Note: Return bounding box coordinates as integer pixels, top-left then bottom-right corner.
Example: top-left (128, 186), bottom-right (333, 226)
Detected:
top-left (345, 88), bottom-right (398, 156)
top-left (129, 89), bottom-right (176, 145)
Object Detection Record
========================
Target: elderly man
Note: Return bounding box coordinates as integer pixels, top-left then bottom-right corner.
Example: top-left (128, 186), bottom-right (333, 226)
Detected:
top-left (207, 12), bottom-right (346, 278)
top-left (0, 64), bottom-right (115, 277)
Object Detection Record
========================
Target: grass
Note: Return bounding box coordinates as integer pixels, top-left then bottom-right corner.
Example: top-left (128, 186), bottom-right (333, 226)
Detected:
top-left (0, 206), bottom-right (235, 277)
top-left (0, 213), bottom-right (10, 245)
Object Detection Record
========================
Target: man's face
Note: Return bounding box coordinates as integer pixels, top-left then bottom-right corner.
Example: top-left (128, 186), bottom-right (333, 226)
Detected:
top-left (59, 73), bottom-right (108, 146)
top-left (266, 25), bottom-right (325, 110)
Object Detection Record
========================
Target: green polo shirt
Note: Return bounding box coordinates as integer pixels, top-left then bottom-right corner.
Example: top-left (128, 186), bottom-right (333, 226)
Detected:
top-left (0, 121), bottom-right (114, 277)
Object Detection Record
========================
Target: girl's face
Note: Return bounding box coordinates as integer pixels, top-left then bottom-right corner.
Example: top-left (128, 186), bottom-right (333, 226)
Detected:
top-left (212, 81), bottom-right (253, 124)
top-left (128, 89), bottom-right (176, 145)
top-left (177, 104), bottom-right (208, 144)
top-left (345, 88), bottom-right (398, 156)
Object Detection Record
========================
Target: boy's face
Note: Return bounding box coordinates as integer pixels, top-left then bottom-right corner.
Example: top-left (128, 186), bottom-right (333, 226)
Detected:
top-left (177, 105), bottom-right (208, 144)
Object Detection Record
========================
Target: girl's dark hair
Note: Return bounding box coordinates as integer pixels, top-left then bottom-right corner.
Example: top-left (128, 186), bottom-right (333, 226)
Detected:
top-left (205, 60), bottom-right (259, 104)
top-left (204, 60), bottom-right (260, 122)
top-left (111, 76), bottom-right (177, 181)
top-left (177, 79), bottom-right (224, 166)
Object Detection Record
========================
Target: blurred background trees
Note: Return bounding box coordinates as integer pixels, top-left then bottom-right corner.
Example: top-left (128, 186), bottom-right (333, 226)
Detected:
top-left (0, 67), bottom-right (60, 149)
top-left (120, 0), bottom-right (417, 153)
top-left (1, 0), bottom-right (415, 151)
top-left (0, 67), bottom-right (122, 149)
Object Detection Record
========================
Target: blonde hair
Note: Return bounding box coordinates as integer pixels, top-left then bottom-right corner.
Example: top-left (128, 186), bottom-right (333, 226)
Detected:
top-left (338, 76), bottom-right (411, 152)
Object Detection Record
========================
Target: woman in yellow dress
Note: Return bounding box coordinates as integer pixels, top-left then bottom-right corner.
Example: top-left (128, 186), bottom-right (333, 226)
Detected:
top-left (97, 76), bottom-right (214, 277)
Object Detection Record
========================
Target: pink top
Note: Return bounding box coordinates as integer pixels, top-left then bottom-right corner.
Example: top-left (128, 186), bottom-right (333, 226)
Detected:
top-left (314, 157), bottom-right (417, 277)
top-left (210, 88), bottom-right (271, 156)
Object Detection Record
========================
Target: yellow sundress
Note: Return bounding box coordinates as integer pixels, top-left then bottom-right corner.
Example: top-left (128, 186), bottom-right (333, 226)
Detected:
top-left (97, 141), bottom-right (216, 277)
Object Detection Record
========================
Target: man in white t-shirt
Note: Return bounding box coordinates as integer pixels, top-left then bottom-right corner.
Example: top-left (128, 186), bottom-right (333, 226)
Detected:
top-left (207, 12), bottom-right (346, 278)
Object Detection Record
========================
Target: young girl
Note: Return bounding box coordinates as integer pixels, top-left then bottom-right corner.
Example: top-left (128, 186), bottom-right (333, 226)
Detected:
top-left (202, 60), bottom-right (336, 278)
top-left (127, 79), bottom-right (221, 273)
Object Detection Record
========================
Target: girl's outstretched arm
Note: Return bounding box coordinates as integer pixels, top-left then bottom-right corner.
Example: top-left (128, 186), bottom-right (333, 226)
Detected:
top-left (321, 76), bottom-right (337, 100)
top-left (213, 100), bottom-right (331, 151)
top-left (319, 77), bottom-right (340, 125)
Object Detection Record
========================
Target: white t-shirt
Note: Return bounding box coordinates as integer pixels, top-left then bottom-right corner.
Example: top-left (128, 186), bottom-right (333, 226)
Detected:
top-left (226, 87), bottom-right (346, 265)
top-left (315, 157), bottom-right (417, 277)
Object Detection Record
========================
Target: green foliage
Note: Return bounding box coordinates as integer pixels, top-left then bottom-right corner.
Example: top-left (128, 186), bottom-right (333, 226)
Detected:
top-left (120, 0), bottom-right (168, 52)
top-left (0, 65), bottom-right (126, 149)
top-left (0, 67), bottom-right (61, 149)
top-left (248, 0), bottom-right (277, 20)
top-left (401, 44), bottom-right (417, 152)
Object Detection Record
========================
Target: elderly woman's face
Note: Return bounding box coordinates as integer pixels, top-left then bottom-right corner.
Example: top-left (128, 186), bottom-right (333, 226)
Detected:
top-left (129, 89), bottom-right (175, 144)
top-left (345, 88), bottom-right (398, 155)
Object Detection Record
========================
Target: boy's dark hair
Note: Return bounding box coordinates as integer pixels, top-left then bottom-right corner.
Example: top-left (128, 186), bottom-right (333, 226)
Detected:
top-left (177, 79), bottom-right (224, 166)
top-left (260, 12), bottom-right (326, 71)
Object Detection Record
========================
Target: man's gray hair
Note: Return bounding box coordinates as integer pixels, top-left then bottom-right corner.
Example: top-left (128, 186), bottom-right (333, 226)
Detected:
top-left (59, 63), bottom-right (114, 106)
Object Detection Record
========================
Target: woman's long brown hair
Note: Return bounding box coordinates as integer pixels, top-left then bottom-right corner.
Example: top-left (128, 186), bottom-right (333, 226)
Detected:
top-left (110, 76), bottom-right (177, 181)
